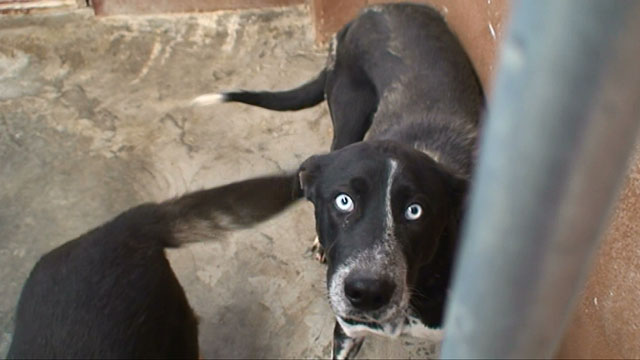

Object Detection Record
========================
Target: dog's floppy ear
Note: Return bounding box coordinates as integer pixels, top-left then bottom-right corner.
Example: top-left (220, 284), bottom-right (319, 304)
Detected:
top-left (448, 174), bottom-right (469, 211)
top-left (443, 172), bottom-right (469, 241)
top-left (297, 154), bottom-right (326, 201)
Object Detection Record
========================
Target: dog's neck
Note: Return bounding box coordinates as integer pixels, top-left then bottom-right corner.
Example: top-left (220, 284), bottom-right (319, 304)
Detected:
top-left (365, 113), bottom-right (478, 180)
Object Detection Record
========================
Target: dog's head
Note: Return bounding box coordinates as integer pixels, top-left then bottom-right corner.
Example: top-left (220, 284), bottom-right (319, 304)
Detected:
top-left (298, 141), bottom-right (466, 334)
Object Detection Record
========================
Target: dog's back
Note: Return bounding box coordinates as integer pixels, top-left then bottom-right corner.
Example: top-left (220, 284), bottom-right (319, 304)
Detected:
top-left (8, 205), bottom-right (199, 359)
top-left (341, 4), bottom-right (483, 178)
top-left (336, 4), bottom-right (482, 120)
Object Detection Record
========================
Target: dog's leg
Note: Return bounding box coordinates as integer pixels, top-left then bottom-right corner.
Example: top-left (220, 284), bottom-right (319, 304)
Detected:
top-left (332, 320), bottom-right (365, 360)
top-left (326, 75), bottom-right (378, 151)
top-left (311, 235), bottom-right (326, 263)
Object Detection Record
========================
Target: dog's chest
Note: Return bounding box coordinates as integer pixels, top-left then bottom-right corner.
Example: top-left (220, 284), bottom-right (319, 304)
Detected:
top-left (403, 316), bottom-right (444, 341)
top-left (338, 316), bottom-right (444, 359)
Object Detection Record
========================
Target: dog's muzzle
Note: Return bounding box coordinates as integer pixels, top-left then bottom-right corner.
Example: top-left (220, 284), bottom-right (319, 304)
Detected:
top-left (328, 243), bottom-right (409, 326)
top-left (343, 271), bottom-right (396, 311)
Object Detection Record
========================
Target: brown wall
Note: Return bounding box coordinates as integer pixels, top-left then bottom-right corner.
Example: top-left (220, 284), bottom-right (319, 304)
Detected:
top-left (311, 0), bottom-right (510, 93)
top-left (555, 145), bottom-right (640, 359)
top-left (92, 0), bottom-right (303, 16)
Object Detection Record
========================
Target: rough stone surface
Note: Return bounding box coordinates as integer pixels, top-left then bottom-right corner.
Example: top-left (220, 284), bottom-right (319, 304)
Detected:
top-left (0, 6), bottom-right (436, 358)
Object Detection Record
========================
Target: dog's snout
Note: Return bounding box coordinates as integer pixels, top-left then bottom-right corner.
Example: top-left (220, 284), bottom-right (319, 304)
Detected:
top-left (344, 273), bottom-right (396, 311)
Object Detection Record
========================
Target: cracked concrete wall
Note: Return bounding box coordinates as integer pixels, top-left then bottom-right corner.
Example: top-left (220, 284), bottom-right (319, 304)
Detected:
top-left (91, 0), bottom-right (305, 16)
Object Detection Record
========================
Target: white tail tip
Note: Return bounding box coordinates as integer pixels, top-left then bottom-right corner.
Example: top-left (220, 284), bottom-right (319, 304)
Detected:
top-left (190, 93), bottom-right (228, 106)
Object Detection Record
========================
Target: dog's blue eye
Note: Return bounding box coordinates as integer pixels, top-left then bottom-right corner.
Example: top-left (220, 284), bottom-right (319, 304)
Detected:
top-left (334, 193), bottom-right (354, 212)
top-left (405, 204), bottom-right (422, 220)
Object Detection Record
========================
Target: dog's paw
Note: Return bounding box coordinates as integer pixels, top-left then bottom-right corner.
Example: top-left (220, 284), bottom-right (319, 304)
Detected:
top-left (311, 236), bottom-right (326, 263)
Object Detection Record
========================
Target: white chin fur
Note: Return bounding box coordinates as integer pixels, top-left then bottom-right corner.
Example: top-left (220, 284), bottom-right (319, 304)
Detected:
top-left (337, 316), bottom-right (405, 339)
top-left (190, 93), bottom-right (227, 106)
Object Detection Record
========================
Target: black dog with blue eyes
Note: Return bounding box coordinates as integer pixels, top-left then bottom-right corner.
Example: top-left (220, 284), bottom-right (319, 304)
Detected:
top-left (193, 3), bottom-right (483, 358)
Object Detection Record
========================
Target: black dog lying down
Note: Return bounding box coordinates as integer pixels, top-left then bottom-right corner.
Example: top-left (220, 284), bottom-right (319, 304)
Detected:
top-left (8, 175), bottom-right (300, 359)
top-left (193, 3), bottom-right (484, 359)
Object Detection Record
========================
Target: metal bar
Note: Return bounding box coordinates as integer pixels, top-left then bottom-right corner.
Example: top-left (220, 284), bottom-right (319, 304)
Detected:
top-left (440, 0), bottom-right (640, 358)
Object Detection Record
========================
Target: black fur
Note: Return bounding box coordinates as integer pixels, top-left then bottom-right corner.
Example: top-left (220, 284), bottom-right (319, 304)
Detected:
top-left (200, 3), bottom-right (483, 358)
top-left (8, 174), bottom-right (301, 359)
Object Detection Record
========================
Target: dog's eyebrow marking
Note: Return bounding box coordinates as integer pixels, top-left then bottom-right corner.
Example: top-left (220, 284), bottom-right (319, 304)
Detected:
top-left (414, 141), bottom-right (442, 163)
top-left (385, 159), bottom-right (398, 240)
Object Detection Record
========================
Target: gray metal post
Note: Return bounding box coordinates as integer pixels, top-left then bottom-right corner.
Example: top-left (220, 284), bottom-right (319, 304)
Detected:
top-left (440, 0), bottom-right (640, 358)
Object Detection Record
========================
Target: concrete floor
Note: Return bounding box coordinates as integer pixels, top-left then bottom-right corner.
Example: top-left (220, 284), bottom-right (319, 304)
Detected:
top-left (0, 6), bottom-right (434, 358)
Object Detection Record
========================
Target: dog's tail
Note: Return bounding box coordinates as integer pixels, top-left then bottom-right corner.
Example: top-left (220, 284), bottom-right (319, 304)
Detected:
top-left (191, 70), bottom-right (326, 111)
top-left (161, 173), bottom-right (302, 246)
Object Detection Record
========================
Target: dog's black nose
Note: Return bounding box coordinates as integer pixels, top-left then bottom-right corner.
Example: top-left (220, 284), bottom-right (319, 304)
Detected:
top-left (344, 273), bottom-right (396, 311)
